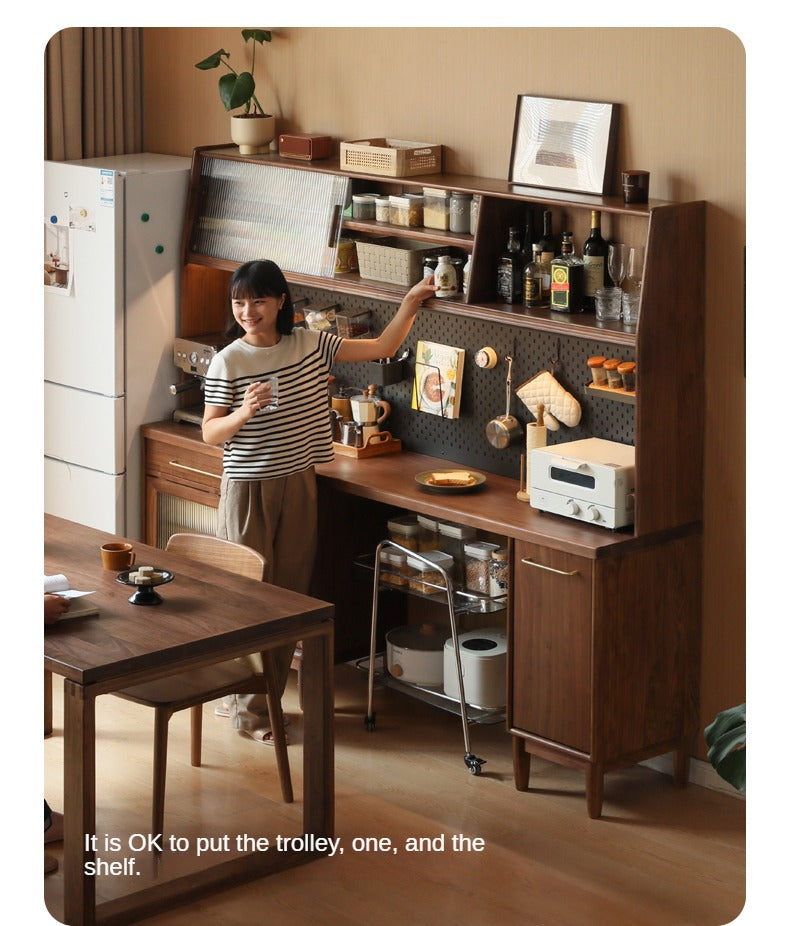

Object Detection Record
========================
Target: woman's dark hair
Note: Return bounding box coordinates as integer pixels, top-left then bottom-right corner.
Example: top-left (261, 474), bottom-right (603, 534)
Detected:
top-left (225, 260), bottom-right (294, 338)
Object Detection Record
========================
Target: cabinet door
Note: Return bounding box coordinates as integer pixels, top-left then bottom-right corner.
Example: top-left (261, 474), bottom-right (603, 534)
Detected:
top-left (511, 541), bottom-right (593, 752)
top-left (145, 476), bottom-right (219, 548)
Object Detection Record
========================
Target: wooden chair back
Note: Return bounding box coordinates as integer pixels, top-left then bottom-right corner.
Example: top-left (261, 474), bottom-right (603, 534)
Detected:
top-left (165, 533), bottom-right (265, 581)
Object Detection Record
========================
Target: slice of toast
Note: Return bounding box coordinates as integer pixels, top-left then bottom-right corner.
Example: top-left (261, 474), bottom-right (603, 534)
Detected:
top-left (427, 470), bottom-right (476, 487)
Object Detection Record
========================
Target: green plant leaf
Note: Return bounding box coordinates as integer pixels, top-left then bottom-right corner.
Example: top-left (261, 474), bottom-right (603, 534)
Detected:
top-left (195, 49), bottom-right (229, 70)
top-left (242, 29), bottom-right (272, 45)
top-left (704, 703), bottom-right (746, 792)
top-left (228, 71), bottom-right (255, 111)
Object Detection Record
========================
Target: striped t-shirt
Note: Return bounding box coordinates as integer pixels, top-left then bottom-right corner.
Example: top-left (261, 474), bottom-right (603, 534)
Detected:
top-left (203, 328), bottom-right (342, 481)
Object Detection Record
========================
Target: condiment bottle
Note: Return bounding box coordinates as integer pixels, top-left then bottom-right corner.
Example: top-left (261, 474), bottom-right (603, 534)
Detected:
top-left (434, 254), bottom-right (458, 298)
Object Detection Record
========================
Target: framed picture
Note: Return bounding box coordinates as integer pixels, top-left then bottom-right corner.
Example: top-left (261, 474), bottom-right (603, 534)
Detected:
top-left (508, 95), bottom-right (619, 196)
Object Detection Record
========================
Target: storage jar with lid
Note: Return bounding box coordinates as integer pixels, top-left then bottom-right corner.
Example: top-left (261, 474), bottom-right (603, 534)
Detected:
top-left (449, 192), bottom-right (473, 233)
top-left (617, 361), bottom-right (636, 391)
top-left (489, 549), bottom-right (509, 598)
top-left (603, 358), bottom-right (623, 389)
top-left (464, 541), bottom-right (500, 594)
top-left (352, 193), bottom-right (377, 219)
top-left (379, 549), bottom-right (408, 586)
top-left (389, 194), bottom-right (423, 227)
top-left (417, 514), bottom-right (442, 551)
top-left (438, 521), bottom-right (477, 582)
top-left (387, 515), bottom-right (420, 551)
top-left (405, 550), bottom-right (455, 594)
top-left (587, 356), bottom-right (607, 386)
top-left (374, 195), bottom-right (391, 223)
top-left (423, 187), bottom-right (451, 230)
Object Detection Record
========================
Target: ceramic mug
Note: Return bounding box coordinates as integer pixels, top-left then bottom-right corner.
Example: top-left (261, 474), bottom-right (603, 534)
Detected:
top-left (101, 542), bottom-right (136, 571)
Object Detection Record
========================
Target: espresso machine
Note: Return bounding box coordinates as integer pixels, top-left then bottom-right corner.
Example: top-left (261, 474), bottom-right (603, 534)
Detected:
top-left (170, 333), bottom-right (229, 424)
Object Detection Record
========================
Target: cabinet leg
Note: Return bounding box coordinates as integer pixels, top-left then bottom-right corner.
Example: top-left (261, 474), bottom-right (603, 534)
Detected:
top-left (585, 763), bottom-right (604, 818)
top-left (512, 737), bottom-right (531, 791)
top-left (673, 742), bottom-right (691, 787)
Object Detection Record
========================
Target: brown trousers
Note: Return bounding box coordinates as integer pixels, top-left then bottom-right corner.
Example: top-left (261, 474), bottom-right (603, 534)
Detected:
top-left (217, 467), bottom-right (317, 731)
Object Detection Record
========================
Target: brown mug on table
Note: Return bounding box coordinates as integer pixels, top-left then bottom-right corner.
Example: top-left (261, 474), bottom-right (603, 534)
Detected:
top-left (101, 542), bottom-right (136, 571)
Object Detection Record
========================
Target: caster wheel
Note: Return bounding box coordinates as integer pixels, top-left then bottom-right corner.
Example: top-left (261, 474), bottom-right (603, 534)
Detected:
top-left (464, 754), bottom-right (486, 775)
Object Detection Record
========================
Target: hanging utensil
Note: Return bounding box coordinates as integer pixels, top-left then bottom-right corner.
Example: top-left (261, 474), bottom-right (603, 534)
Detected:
top-left (486, 355), bottom-right (524, 449)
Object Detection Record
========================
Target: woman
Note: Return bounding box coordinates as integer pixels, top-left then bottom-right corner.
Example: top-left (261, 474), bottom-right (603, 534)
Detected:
top-left (203, 259), bottom-right (435, 741)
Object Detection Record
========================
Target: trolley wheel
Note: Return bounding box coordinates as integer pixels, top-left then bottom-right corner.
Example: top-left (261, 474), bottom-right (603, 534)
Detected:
top-left (464, 754), bottom-right (486, 775)
top-left (364, 713), bottom-right (376, 732)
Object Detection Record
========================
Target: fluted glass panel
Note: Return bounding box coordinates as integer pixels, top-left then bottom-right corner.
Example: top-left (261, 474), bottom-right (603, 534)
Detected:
top-left (156, 491), bottom-right (217, 549)
top-left (190, 157), bottom-right (349, 277)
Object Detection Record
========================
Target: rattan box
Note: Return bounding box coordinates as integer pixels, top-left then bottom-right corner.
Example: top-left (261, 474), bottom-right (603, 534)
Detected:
top-left (355, 238), bottom-right (438, 286)
top-left (339, 138), bottom-right (442, 177)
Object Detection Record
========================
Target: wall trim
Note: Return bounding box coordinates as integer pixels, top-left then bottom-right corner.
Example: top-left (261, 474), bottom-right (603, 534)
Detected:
top-left (641, 754), bottom-right (745, 799)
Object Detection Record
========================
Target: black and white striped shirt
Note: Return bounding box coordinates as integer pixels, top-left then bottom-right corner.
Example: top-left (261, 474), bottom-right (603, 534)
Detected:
top-left (204, 328), bottom-right (342, 481)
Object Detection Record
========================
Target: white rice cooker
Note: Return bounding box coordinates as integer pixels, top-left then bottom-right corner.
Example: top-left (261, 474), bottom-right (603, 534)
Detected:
top-left (386, 624), bottom-right (445, 687)
top-left (443, 628), bottom-right (507, 709)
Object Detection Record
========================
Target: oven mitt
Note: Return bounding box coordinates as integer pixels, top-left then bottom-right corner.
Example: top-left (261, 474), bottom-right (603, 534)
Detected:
top-left (515, 370), bottom-right (581, 431)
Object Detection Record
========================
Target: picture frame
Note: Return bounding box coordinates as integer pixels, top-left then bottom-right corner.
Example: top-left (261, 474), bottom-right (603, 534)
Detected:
top-left (508, 95), bottom-right (619, 196)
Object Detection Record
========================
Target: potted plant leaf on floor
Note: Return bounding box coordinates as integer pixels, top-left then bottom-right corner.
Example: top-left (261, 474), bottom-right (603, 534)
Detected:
top-left (704, 703), bottom-right (746, 792)
top-left (196, 29), bottom-right (275, 154)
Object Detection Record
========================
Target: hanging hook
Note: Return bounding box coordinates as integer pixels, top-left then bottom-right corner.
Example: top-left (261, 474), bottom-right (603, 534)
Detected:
top-left (550, 340), bottom-right (560, 376)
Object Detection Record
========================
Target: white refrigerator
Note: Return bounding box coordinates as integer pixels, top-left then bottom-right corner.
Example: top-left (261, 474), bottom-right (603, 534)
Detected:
top-left (44, 153), bottom-right (191, 541)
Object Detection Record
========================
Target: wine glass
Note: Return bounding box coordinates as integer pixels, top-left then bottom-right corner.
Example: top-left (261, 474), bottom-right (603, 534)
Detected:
top-left (607, 244), bottom-right (627, 310)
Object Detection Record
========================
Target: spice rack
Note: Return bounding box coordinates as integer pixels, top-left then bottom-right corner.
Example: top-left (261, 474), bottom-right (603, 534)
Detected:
top-left (360, 540), bottom-right (506, 776)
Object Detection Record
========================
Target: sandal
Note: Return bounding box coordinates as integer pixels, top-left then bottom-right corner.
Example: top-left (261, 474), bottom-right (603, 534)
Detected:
top-left (239, 728), bottom-right (290, 746)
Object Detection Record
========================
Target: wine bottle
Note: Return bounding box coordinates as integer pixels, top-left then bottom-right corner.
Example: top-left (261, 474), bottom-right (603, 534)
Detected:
top-left (523, 244), bottom-right (545, 308)
top-left (496, 226), bottom-right (524, 304)
top-left (520, 205), bottom-right (536, 261)
top-left (538, 210), bottom-right (556, 262)
top-left (582, 209), bottom-right (607, 310)
top-left (550, 232), bottom-right (584, 313)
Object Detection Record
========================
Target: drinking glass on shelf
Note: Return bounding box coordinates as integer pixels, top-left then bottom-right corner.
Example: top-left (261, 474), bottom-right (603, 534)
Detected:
top-left (607, 243), bottom-right (627, 312)
top-left (626, 246), bottom-right (644, 290)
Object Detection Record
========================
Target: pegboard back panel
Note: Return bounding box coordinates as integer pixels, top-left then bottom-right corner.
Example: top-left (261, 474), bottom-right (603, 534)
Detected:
top-left (291, 284), bottom-right (635, 479)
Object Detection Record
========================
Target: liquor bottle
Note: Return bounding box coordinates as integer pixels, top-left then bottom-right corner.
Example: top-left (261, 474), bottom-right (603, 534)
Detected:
top-left (550, 232), bottom-right (585, 313)
top-left (520, 205), bottom-right (536, 262)
top-left (523, 244), bottom-right (545, 308)
top-left (496, 226), bottom-right (524, 303)
top-left (582, 209), bottom-right (608, 310)
top-left (538, 210), bottom-right (556, 262)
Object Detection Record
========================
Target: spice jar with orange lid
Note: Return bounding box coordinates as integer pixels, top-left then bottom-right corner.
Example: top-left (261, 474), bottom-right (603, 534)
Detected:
top-left (587, 355), bottom-right (607, 386)
top-left (603, 358), bottom-right (623, 389)
top-left (618, 361), bottom-right (636, 392)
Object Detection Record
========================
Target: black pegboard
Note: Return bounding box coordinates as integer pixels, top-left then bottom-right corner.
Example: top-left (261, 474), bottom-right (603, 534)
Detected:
top-left (291, 283), bottom-right (635, 479)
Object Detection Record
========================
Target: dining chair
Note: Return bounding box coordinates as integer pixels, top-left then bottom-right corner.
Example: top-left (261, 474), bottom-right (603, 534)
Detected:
top-left (113, 532), bottom-right (293, 838)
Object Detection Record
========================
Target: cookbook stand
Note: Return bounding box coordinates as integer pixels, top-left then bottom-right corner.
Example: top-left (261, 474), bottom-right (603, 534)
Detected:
top-left (362, 540), bottom-right (505, 775)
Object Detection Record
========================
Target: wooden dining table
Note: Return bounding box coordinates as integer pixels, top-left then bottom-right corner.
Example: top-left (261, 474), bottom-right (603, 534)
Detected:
top-left (44, 514), bottom-right (335, 926)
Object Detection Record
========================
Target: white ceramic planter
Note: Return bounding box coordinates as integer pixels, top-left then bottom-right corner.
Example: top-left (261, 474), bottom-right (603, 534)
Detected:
top-left (230, 114), bottom-right (276, 155)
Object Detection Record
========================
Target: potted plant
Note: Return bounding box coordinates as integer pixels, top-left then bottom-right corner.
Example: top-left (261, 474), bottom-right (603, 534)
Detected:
top-left (704, 703), bottom-right (746, 792)
top-left (195, 29), bottom-right (275, 154)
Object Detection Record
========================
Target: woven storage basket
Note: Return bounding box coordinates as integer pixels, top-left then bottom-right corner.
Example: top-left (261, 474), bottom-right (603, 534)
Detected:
top-left (340, 138), bottom-right (442, 177)
top-left (355, 238), bottom-right (438, 286)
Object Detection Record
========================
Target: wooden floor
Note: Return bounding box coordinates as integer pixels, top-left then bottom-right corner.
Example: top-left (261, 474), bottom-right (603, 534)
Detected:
top-left (44, 662), bottom-right (745, 925)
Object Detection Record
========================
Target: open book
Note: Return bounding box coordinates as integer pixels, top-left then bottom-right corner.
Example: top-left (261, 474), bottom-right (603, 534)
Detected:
top-left (45, 574), bottom-right (100, 619)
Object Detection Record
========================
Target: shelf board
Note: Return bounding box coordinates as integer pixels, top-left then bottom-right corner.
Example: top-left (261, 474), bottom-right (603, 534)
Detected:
top-left (584, 382), bottom-right (637, 404)
top-left (342, 219), bottom-right (474, 250)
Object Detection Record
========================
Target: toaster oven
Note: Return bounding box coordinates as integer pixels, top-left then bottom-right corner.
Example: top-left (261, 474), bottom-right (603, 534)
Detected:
top-left (529, 437), bottom-right (636, 529)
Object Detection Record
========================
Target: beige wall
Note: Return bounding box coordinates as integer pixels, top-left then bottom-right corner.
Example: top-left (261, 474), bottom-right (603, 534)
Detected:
top-left (143, 26), bottom-right (746, 757)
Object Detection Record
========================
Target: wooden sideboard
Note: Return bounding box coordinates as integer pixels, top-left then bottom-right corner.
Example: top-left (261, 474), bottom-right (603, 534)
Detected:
top-left (142, 420), bottom-right (700, 818)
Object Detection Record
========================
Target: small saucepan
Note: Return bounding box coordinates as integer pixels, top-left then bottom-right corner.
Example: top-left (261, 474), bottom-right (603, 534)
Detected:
top-left (486, 355), bottom-right (523, 449)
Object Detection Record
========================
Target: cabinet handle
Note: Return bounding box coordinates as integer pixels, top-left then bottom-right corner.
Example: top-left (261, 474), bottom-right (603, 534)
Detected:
top-left (168, 459), bottom-right (221, 481)
top-left (520, 558), bottom-right (579, 577)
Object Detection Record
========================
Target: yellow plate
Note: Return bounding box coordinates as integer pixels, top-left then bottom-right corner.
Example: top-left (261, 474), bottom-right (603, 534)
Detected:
top-left (414, 469), bottom-right (486, 493)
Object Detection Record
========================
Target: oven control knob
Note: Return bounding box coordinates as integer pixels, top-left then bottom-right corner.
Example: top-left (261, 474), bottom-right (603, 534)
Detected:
top-left (189, 351), bottom-right (198, 364)
top-left (586, 506), bottom-right (601, 522)
top-left (566, 500), bottom-right (580, 516)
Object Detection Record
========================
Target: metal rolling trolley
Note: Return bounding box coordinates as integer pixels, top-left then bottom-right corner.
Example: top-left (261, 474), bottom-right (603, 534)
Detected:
top-left (362, 539), bottom-right (505, 775)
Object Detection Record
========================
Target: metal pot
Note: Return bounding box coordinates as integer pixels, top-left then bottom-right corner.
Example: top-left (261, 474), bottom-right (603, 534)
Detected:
top-left (486, 355), bottom-right (523, 448)
top-left (386, 624), bottom-right (445, 687)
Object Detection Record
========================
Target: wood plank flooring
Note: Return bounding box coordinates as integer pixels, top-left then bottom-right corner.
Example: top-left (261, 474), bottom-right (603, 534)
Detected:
top-left (44, 662), bottom-right (745, 925)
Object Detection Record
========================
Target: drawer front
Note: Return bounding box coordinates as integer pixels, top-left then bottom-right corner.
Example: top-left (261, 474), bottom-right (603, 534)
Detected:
top-left (146, 437), bottom-right (223, 492)
top-left (511, 540), bottom-right (593, 753)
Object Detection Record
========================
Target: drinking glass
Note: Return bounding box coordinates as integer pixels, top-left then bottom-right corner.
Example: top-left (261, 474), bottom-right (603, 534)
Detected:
top-left (607, 243), bottom-right (627, 313)
top-left (627, 246), bottom-right (644, 288)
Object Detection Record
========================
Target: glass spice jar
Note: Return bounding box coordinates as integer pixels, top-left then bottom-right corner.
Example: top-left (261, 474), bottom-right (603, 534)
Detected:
top-left (603, 358), bottom-right (623, 389)
top-left (587, 355), bottom-right (607, 386)
top-left (618, 361), bottom-right (636, 392)
top-left (489, 549), bottom-right (510, 598)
